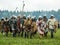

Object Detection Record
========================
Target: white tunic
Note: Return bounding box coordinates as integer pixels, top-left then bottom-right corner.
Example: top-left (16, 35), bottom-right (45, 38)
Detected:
top-left (48, 18), bottom-right (56, 29)
top-left (36, 20), bottom-right (44, 34)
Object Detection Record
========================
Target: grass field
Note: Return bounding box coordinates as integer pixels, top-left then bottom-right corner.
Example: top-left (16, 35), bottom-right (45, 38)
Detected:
top-left (0, 29), bottom-right (60, 45)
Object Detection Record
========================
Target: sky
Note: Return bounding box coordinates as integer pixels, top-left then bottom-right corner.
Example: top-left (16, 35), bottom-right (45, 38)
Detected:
top-left (0, 0), bottom-right (60, 11)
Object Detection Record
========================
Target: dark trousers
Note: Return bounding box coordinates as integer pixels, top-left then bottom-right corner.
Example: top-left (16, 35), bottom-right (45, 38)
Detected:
top-left (24, 31), bottom-right (28, 38)
top-left (18, 31), bottom-right (20, 36)
top-left (17, 28), bottom-right (20, 36)
top-left (30, 30), bottom-right (37, 38)
top-left (21, 28), bottom-right (24, 37)
top-left (44, 32), bottom-right (48, 37)
top-left (25, 30), bottom-right (30, 38)
top-left (50, 29), bottom-right (54, 38)
top-left (30, 32), bottom-right (33, 38)
top-left (13, 30), bottom-right (16, 37)
top-left (5, 32), bottom-right (8, 36)
top-left (1, 29), bottom-right (4, 34)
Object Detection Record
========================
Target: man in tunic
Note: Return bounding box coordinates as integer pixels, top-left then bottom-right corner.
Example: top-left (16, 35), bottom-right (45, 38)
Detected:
top-left (43, 15), bottom-right (48, 37)
top-left (17, 16), bottom-right (21, 36)
top-left (36, 16), bottom-right (44, 38)
top-left (4, 17), bottom-right (9, 36)
top-left (48, 15), bottom-right (57, 38)
top-left (10, 15), bottom-right (17, 37)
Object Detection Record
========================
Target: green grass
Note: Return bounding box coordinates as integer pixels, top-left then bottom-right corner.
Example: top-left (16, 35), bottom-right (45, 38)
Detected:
top-left (0, 29), bottom-right (60, 45)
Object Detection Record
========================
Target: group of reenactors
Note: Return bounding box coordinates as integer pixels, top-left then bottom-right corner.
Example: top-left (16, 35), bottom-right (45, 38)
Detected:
top-left (0, 14), bottom-right (58, 38)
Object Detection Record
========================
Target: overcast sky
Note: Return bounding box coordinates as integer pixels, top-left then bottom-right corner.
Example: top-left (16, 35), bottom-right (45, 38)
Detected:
top-left (0, 0), bottom-right (60, 11)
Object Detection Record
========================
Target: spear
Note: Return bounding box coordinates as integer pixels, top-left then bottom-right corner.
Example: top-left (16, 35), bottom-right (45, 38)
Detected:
top-left (21, 1), bottom-right (25, 16)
